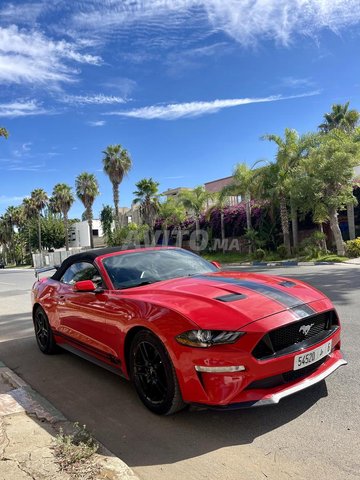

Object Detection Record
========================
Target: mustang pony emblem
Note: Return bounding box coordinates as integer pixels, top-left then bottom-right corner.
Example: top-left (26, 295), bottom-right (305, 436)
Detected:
top-left (299, 323), bottom-right (314, 335)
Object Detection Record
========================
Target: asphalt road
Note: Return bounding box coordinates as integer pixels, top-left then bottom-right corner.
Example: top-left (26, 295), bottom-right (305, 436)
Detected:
top-left (1, 265), bottom-right (359, 480)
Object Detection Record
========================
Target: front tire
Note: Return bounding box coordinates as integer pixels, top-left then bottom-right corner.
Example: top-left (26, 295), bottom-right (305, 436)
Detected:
top-left (129, 330), bottom-right (185, 415)
top-left (33, 306), bottom-right (58, 354)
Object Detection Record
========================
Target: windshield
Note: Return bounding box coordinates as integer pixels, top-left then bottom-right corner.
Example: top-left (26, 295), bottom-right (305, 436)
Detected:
top-left (102, 248), bottom-right (217, 290)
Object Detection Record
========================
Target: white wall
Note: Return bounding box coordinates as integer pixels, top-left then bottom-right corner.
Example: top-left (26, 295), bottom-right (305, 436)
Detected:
top-left (68, 220), bottom-right (103, 248)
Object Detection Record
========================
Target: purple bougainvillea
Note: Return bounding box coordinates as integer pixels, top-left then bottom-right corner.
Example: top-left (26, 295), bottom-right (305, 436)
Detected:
top-left (155, 200), bottom-right (268, 238)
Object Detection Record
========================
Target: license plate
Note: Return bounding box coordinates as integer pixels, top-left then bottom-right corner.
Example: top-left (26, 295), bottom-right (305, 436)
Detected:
top-left (293, 340), bottom-right (332, 370)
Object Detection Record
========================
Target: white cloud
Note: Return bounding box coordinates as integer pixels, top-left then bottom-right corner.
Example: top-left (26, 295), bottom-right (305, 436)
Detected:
top-left (87, 120), bottom-right (106, 126)
top-left (0, 100), bottom-right (47, 117)
top-left (106, 91), bottom-right (319, 120)
top-left (281, 77), bottom-right (315, 88)
top-left (0, 2), bottom-right (44, 24)
top-left (70, 0), bottom-right (360, 47)
top-left (61, 94), bottom-right (126, 105)
top-left (0, 195), bottom-right (26, 204)
top-left (102, 77), bottom-right (137, 97)
top-left (0, 25), bottom-right (102, 86)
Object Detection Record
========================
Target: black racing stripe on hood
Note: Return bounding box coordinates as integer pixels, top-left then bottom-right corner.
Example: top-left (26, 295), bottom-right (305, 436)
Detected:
top-left (198, 276), bottom-right (316, 313)
top-left (290, 304), bottom-right (316, 318)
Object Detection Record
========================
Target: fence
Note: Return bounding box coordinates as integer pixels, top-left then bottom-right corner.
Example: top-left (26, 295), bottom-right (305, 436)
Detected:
top-left (32, 247), bottom-right (90, 268)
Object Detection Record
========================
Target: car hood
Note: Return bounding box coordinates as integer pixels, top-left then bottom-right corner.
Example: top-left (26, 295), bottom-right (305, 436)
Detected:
top-left (121, 271), bottom-right (328, 330)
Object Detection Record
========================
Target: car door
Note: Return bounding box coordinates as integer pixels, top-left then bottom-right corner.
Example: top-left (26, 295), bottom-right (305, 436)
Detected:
top-left (57, 261), bottom-right (120, 362)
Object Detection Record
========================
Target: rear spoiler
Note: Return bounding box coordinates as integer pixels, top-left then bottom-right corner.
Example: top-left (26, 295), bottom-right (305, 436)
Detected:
top-left (35, 265), bottom-right (59, 280)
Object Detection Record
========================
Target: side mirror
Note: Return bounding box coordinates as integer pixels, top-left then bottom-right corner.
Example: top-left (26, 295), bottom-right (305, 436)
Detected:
top-left (74, 280), bottom-right (97, 292)
top-left (211, 261), bottom-right (221, 269)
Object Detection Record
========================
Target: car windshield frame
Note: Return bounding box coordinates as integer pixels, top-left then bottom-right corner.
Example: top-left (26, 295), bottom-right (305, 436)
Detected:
top-left (101, 248), bottom-right (217, 290)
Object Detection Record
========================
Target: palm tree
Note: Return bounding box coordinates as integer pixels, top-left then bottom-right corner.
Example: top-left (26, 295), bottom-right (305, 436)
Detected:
top-left (75, 173), bottom-right (99, 248)
top-left (30, 189), bottom-right (48, 252)
top-left (262, 129), bottom-right (308, 255)
top-left (319, 102), bottom-right (360, 240)
top-left (178, 186), bottom-right (213, 245)
top-left (319, 102), bottom-right (360, 134)
top-left (102, 144), bottom-right (132, 227)
top-left (133, 178), bottom-right (160, 242)
top-left (0, 216), bottom-right (11, 263)
top-left (22, 197), bottom-right (37, 257)
top-left (100, 205), bottom-right (114, 244)
top-left (206, 193), bottom-right (230, 253)
top-left (50, 183), bottom-right (75, 251)
top-left (220, 162), bottom-right (257, 252)
top-left (157, 198), bottom-right (186, 246)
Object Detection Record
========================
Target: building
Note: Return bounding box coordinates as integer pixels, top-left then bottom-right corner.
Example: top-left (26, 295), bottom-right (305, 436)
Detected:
top-left (119, 203), bottom-right (142, 226)
top-left (68, 220), bottom-right (105, 248)
top-left (161, 187), bottom-right (192, 200)
top-left (204, 176), bottom-right (241, 206)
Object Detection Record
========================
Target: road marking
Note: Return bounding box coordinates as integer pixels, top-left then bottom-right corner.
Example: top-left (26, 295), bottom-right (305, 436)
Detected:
top-left (0, 282), bottom-right (16, 286)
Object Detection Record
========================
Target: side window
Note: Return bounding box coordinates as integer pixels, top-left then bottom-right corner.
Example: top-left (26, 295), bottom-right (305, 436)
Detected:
top-left (61, 262), bottom-right (104, 287)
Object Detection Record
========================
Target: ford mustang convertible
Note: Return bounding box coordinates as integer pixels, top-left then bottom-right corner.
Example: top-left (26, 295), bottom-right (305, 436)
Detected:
top-left (32, 247), bottom-right (346, 414)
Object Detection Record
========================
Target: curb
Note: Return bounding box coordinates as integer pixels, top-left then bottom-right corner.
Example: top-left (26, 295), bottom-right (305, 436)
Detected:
top-left (0, 361), bottom-right (139, 479)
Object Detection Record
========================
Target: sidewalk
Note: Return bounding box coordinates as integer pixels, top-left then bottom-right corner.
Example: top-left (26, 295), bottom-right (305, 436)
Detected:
top-left (0, 362), bottom-right (139, 480)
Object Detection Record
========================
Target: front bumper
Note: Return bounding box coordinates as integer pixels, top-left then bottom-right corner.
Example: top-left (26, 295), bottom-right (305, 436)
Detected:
top-left (203, 354), bottom-right (347, 409)
top-left (170, 304), bottom-right (346, 407)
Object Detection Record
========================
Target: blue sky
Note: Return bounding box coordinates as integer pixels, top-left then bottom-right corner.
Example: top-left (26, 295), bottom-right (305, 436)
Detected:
top-left (1, 0), bottom-right (360, 218)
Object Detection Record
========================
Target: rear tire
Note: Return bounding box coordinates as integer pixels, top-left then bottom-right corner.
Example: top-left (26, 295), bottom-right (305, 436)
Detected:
top-left (129, 330), bottom-right (185, 415)
top-left (33, 306), bottom-right (58, 354)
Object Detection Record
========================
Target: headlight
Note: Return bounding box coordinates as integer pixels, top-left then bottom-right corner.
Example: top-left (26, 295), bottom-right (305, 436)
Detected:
top-left (176, 330), bottom-right (245, 348)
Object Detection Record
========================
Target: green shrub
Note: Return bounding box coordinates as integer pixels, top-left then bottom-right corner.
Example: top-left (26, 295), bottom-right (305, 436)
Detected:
top-left (277, 245), bottom-right (288, 259)
top-left (254, 248), bottom-right (266, 260)
top-left (300, 231), bottom-right (327, 259)
top-left (109, 224), bottom-right (149, 247)
top-left (345, 237), bottom-right (360, 258)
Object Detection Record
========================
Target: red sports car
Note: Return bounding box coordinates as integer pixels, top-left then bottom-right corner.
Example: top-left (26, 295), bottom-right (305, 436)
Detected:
top-left (32, 247), bottom-right (346, 414)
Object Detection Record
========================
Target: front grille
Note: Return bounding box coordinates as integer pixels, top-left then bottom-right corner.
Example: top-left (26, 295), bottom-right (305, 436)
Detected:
top-left (246, 357), bottom-right (327, 390)
top-left (252, 310), bottom-right (338, 360)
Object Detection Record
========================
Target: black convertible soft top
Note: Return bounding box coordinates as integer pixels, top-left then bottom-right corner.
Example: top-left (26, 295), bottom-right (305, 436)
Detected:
top-left (51, 247), bottom-right (125, 281)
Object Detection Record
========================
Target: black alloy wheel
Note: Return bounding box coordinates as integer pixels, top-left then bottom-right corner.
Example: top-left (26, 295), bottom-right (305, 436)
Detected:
top-left (129, 330), bottom-right (185, 415)
top-left (33, 306), bottom-right (58, 354)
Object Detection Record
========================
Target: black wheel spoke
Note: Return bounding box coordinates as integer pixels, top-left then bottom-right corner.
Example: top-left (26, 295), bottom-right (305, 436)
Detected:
top-left (133, 339), bottom-right (169, 404)
top-left (131, 332), bottom-right (184, 414)
top-left (35, 312), bottom-right (49, 347)
top-left (138, 342), bottom-right (150, 363)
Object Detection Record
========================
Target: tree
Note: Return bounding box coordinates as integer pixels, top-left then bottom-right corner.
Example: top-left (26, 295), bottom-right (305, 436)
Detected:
top-left (220, 162), bottom-right (258, 253)
top-left (50, 183), bottom-right (74, 251)
top-left (319, 102), bottom-right (360, 240)
top-left (319, 102), bottom-right (360, 134)
top-left (0, 206), bottom-right (26, 264)
top-left (30, 189), bottom-right (48, 252)
top-left (178, 186), bottom-right (213, 244)
top-left (22, 197), bottom-right (38, 257)
top-left (262, 129), bottom-right (309, 255)
top-left (102, 144), bottom-right (132, 228)
top-left (0, 127), bottom-right (9, 139)
top-left (157, 198), bottom-right (186, 245)
top-left (75, 173), bottom-right (99, 248)
top-left (100, 205), bottom-right (114, 244)
top-left (28, 212), bottom-right (66, 251)
top-left (296, 129), bottom-right (360, 256)
top-left (133, 178), bottom-right (160, 242)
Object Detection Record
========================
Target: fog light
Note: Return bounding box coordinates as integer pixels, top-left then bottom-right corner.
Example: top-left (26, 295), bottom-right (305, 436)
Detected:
top-left (195, 365), bottom-right (246, 373)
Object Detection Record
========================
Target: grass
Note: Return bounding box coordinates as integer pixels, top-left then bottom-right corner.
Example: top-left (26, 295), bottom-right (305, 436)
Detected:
top-left (304, 253), bottom-right (349, 262)
top-left (53, 422), bottom-right (99, 479)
